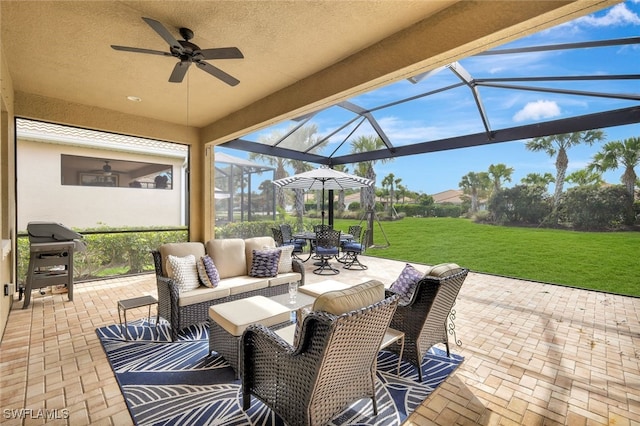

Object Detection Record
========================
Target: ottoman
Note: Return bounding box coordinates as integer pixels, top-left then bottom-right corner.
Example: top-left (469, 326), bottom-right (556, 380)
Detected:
top-left (208, 295), bottom-right (291, 378)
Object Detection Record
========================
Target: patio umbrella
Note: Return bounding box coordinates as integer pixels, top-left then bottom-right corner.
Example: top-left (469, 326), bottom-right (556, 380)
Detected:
top-left (214, 187), bottom-right (231, 199)
top-left (273, 167), bottom-right (373, 225)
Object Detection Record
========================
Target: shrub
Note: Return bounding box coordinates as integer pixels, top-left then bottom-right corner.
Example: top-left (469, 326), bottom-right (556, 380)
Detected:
top-left (431, 203), bottom-right (463, 218)
top-left (488, 185), bottom-right (552, 225)
top-left (347, 201), bottom-right (360, 211)
top-left (558, 185), bottom-right (631, 230)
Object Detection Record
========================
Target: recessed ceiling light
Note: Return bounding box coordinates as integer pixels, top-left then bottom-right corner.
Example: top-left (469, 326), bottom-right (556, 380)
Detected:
top-left (127, 96), bottom-right (142, 102)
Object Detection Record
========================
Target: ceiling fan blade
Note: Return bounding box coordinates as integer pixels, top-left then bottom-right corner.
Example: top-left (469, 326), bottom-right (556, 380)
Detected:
top-left (195, 61), bottom-right (240, 86)
top-left (111, 45), bottom-right (172, 57)
top-left (142, 17), bottom-right (183, 52)
top-left (199, 47), bottom-right (244, 60)
top-left (169, 61), bottom-right (191, 83)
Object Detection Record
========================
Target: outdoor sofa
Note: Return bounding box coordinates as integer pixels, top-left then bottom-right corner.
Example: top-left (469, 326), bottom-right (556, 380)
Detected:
top-left (152, 236), bottom-right (304, 340)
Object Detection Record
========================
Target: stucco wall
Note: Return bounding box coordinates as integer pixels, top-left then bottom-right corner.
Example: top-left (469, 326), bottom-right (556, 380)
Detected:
top-left (17, 139), bottom-right (186, 230)
top-left (1, 40), bottom-right (17, 339)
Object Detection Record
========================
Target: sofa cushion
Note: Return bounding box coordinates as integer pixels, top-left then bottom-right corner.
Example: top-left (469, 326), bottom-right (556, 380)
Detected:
top-left (312, 279), bottom-right (384, 316)
top-left (178, 285), bottom-right (230, 307)
top-left (428, 263), bottom-right (462, 277)
top-left (249, 249), bottom-right (281, 278)
top-left (245, 236), bottom-right (277, 270)
top-left (159, 242), bottom-right (205, 276)
top-left (268, 272), bottom-right (302, 287)
top-left (206, 239), bottom-right (246, 279)
top-left (216, 275), bottom-right (270, 296)
top-left (167, 254), bottom-right (201, 292)
top-left (196, 255), bottom-right (220, 288)
top-left (390, 263), bottom-right (424, 305)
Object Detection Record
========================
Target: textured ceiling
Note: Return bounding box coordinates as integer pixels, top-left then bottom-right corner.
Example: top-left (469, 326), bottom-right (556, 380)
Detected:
top-left (1, 1), bottom-right (617, 144)
top-left (2, 1), bottom-right (455, 127)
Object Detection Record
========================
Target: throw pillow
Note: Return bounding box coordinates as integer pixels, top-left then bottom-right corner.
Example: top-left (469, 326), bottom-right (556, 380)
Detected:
top-left (196, 255), bottom-right (220, 288)
top-left (264, 244), bottom-right (293, 274)
top-left (249, 249), bottom-right (281, 278)
top-left (167, 254), bottom-right (201, 292)
top-left (389, 263), bottom-right (424, 305)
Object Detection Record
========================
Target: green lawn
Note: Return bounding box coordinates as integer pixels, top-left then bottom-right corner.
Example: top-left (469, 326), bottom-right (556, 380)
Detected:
top-left (332, 217), bottom-right (640, 297)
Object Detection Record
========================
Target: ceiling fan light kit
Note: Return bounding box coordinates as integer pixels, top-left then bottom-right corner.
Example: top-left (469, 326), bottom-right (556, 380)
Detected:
top-left (111, 17), bottom-right (243, 86)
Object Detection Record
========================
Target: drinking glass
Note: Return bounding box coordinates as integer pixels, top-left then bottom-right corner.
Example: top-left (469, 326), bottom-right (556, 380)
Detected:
top-left (288, 282), bottom-right (298, 304)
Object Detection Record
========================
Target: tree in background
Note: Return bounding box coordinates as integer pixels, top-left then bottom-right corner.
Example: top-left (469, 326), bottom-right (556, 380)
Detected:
top-left (588, 136), bottom-right (640, 224)
top-left (350, 135), bottom-right (392, 245)
top-left (488, 163), bottom-right (514, 194)
top-left (249, 131), bottom-right (289, 209)
top-left (459, 171), bottom-right (490, 214)
top-left (566, 169), bottom-right (604, 187)
top-left (525, 130), bottom-right (605, 212)
top-left (521, 172), bottom-right (555, 191)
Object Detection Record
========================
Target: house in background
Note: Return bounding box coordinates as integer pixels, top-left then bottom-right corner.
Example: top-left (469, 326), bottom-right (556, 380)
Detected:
top-left (16, 119), bottom-right (188, 230)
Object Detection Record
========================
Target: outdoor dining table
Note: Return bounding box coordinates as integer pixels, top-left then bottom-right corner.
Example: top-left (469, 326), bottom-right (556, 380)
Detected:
top-left (292, 231), bottom-right (353, 262)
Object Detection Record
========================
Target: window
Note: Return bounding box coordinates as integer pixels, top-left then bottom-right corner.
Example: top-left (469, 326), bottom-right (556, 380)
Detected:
top-left (61, 155), bottom-right (173, 189)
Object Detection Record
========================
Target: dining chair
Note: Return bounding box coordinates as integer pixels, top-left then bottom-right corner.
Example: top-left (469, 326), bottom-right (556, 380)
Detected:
top-left (312, 228), bottom-right (341, 275)
top-left (341, 227), bottom-right (368, 270)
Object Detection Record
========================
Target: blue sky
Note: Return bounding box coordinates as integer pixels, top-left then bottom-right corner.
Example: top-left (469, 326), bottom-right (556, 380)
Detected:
top-left (218, 0), bottom-right (640, 196)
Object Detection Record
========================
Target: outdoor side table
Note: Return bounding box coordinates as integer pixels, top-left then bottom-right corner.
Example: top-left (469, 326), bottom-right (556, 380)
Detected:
top-left (117, 295), bottom-right (159, 340)
top-left (380, 327), bottom-right (405, 375)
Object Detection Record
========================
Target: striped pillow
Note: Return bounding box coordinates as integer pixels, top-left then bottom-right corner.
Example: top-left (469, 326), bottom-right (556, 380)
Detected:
top-left (196, 255), bottom-right (220, 288)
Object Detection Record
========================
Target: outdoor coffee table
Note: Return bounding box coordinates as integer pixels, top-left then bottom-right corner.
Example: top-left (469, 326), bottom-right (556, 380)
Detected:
top-left (117, 295), bottom-right (159, 340)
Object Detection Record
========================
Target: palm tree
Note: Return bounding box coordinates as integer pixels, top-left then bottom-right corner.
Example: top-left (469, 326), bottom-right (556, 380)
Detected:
top-left (351, 136), bottom-right (386, 209)
top-left (248, 131), bottom-right (289, 209)
top-left (381, 173), bottom-right (395, 213)
top-left (588, 137), bottom-right (640, 223)
top-left (252, 125), bottom-right (318, 229)
top-left (521, 173), bottom-right (555, 191)
top-left (459, 171), bottom-right (490, 213)
top-left (525, 130), bottom-right (605, 209)
top-left (565, 169), bottom-right (603, 187)
top-left (333, 164), bottom-right (348, 217)
top-left (350, 135), bottom-right (391, 245)
top-left (488, 163), bottom-right (514, 194)
top-left (589, 137), bottom-right (640, 201)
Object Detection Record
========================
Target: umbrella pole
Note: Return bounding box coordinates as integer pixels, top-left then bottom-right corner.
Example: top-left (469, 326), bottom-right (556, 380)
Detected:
top-left (321, 184), bottom-right (325, 226)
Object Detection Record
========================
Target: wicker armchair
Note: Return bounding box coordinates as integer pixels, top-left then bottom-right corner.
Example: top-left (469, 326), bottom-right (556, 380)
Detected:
top-left (386, 267), bottom-right (468, 382)
top-left (242, 290), bottom-right (399, 426)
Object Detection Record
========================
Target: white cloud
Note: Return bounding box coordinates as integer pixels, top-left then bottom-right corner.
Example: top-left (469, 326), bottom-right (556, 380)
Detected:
top-left (513, 100), bottom-right (561, 122)
top-left (576, 3), bottom-right (640, 27)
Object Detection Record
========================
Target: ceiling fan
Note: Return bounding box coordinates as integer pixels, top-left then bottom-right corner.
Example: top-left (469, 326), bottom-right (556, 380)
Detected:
top-left (90, 161), bottom-right (120, 176)
top-left (111, 17), bottom-right (243, 86)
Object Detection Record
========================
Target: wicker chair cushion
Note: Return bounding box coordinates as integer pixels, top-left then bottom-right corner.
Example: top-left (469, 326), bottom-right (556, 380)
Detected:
top-left (206, 239), bottom-right (246, 279)
top-left (249, 249), bottom-right (281, 278)
top-left (390, 263), bottom-right (424, 305)
top-left (159, 242), bottom-right (205, 276)
top-left (167, 254), bottom-right (201, 292)
top-left (196, 255), bottom-right (220, 288)
top-left (428, 262), bottom-right (462, 277)
top-left (313, 279), bottom-right (384, 315)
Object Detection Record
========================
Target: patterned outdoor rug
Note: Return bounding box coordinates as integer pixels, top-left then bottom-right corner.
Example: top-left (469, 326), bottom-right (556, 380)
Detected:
top-left (96, 319), bottom-right (463, 426)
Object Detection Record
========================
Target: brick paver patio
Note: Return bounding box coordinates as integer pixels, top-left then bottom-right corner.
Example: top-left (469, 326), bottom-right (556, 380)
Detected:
top-left (1, 255), bottom-right (638, 425)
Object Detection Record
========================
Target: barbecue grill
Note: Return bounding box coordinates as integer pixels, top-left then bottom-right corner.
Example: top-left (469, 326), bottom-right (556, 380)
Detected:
top-left (22, 222), bottom-right (86, 308)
